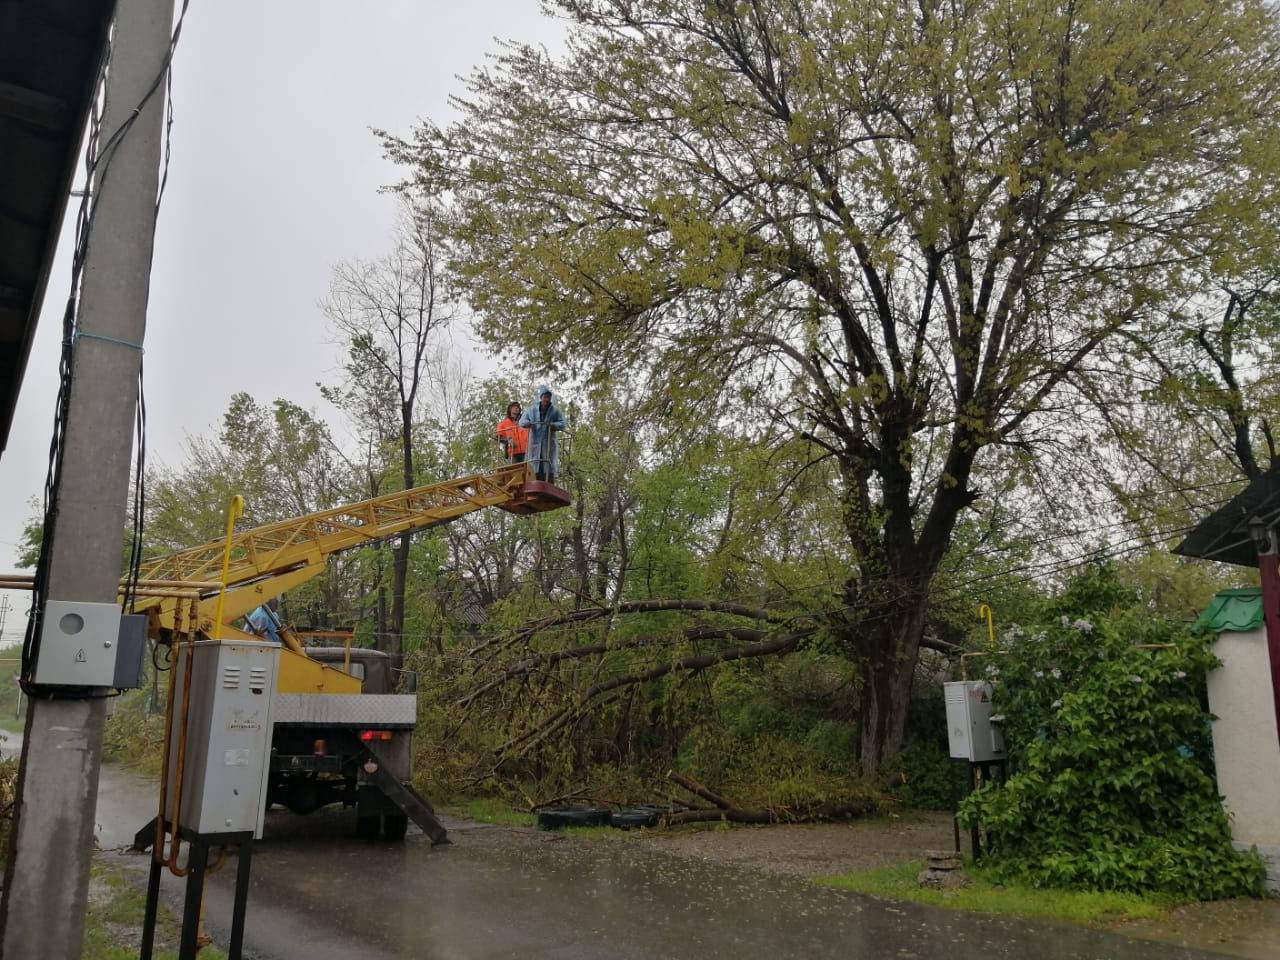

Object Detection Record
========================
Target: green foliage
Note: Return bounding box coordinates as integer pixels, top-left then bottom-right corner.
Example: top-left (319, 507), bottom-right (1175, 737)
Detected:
top-left (958, 566), bottom-right (1265, 899)
top-left (15, 497), bottom-right (42, 569)
top-left (390, 0), bottom-right (1280, 779)
top-left (895, 742), bottom-right (965, 811)
top-left (102, 686), bottom-right (167, 774)
top-left (147, 393), bottom-right (356, 552)
top-left (893, 681), bottom-right (968, 810)
top-left (0, 655), bottom-right (25, 734)
top-left (676, 652), bottom-right (859, 786)
top-left (0, 751), bottom-right (15, 867)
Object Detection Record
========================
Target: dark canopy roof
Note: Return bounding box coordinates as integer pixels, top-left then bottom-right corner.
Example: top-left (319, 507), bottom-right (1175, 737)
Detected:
top-left (1173, 463), bottom-right (1280, 568)
top-left (0, 0), bottom-right (115, 455)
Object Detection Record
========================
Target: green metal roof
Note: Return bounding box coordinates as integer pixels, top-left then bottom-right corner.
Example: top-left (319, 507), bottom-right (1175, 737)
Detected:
top-left (1197, 587), bottom-right (1264, 634)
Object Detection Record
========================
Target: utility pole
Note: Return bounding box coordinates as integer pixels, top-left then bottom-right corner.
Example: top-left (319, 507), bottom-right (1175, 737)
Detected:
top-left (0, 1), bottom-right (174, 956)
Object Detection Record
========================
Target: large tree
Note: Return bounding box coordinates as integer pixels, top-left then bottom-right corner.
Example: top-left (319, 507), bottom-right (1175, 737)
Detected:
top-left (388, 0), bottom-right (1280, 776)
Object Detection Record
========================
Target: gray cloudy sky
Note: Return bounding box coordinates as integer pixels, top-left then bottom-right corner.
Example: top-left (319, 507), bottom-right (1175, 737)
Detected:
top-left (0, 1), bottom-right (569, 641)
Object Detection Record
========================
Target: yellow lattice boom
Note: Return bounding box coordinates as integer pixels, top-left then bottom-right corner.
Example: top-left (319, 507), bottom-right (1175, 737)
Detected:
top-left (135, 464), bottom-right (569, 637)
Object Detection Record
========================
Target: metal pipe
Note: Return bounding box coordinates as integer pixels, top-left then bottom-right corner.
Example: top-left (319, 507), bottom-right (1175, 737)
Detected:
top-left (153, 599), bottom-right (184, 871)
top-left (166, 596), bottom-right (200, 877)
top-left (0, 574), bottom-right (224, 592)
top-left (213, 496), bottom-right (245, 637)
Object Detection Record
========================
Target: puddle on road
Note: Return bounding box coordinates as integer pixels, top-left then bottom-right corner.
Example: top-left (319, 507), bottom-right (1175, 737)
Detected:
top-left (95, 767), bottom-right (1277, 960)
top-left (215, 819), bottom-right (1254, 960)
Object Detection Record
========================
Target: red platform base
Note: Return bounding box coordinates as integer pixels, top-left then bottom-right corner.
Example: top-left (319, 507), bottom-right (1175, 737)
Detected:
top-left (498, 479), bottom-right (572, 514)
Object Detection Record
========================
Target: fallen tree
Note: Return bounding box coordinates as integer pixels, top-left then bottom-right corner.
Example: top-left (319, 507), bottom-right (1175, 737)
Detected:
top-left (450, 598), bottom-right (963, 767)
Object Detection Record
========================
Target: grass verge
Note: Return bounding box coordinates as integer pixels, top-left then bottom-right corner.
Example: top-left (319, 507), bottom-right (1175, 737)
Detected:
top-left (84, 858), bottom-right (228, 960)
top-left (442, 796), bottom-right (535, 827)
top-left (817, 860), bottom-right (1173, 925)
top-left (0, 655), bottom-right (24, 735)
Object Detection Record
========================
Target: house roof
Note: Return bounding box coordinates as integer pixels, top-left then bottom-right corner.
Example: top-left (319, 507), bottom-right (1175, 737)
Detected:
top-left (0, 0), bottom-right (115, 456)
top-left (1172, 462), bottom-right (1280, 568)
top-left (1196, 587), bottom-right (1264, 634)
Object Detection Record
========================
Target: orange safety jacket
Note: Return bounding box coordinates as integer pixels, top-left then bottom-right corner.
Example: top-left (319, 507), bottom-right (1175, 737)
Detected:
top-left (496, 416), bottom-right (529, 456)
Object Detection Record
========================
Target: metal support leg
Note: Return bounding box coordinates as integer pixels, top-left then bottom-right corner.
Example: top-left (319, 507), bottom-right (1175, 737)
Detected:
top-left (228, 841), bottom-right (253, 959)
top-left (179, 835), bottom-right (208, 960)
top-left (140, 854), bottom-right (164, 960)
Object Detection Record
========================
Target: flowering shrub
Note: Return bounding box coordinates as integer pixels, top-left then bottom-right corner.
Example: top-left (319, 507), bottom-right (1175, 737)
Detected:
top-left (958, 567), bottom-right (1265, 899)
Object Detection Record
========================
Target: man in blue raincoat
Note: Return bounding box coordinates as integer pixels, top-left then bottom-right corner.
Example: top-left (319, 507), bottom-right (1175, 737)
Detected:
top-left (519, 385), bottom-right (568, 484)
top-left (246, 597), bottom-right (283, 643)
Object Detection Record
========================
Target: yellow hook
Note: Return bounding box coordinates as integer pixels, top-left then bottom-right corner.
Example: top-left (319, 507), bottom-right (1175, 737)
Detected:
top-left (978, 603), bottom-right (995, 647)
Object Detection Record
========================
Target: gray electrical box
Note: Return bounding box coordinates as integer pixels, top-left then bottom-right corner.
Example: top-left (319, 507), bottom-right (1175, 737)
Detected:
top-left (944, 680), bottom-right (1006, 762)
top-left (112, 614), bottom-right (148, 689)
top-left (32, 600), bottom-right (121, 686)
top-left (165, 640), bottom-right (279, 837)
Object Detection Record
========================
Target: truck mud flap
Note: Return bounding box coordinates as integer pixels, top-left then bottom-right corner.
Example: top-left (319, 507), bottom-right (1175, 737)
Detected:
top-left (359, 738), bottom-right (450, 846)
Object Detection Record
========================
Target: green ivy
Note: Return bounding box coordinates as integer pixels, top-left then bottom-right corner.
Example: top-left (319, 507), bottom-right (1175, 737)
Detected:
top-left (958, 566), bottom-right (1265, 900)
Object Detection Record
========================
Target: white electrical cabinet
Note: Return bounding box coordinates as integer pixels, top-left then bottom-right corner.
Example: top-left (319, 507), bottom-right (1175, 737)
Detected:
top-left (165, 640), bottom-right (280, 837)
top-left (944, 680), bottom-right (1006, 762)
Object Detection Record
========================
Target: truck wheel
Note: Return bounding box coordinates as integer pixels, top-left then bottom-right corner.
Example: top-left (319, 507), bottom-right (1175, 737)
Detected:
top-left (356, 815), bottom-right (381, 842)
top-left (383, 814), bottom-right (409, 842)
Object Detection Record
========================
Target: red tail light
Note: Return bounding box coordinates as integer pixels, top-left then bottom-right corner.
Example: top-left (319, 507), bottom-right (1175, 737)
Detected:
top-left (360, 729), bottom-right (393, 741)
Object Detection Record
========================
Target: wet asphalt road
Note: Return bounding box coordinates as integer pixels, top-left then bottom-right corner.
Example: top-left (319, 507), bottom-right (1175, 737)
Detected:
top-left (94, 766), bottom-right (1237, 960)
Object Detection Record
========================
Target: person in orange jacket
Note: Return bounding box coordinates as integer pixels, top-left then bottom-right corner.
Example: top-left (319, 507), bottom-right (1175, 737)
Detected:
top-left (495, 401), bottom-right (529, 463)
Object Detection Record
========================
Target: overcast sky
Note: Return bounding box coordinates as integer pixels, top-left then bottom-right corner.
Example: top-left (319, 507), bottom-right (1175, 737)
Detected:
top-left (0, 1), bottom-right (570, 641)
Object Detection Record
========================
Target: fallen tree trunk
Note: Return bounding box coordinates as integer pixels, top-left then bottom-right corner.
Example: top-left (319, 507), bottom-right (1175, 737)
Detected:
top-left (664, 807), bottom-right (777, 825)
top-left (666, 770), bottom-right (732, 809)
top-left (665, 769), bottom-right (890, 825)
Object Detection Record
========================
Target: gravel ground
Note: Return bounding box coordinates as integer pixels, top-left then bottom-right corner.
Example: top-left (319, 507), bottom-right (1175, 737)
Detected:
top-left (619, 808), bottom-right (963, 877)
top-left (588, 810), bottom-right (1280, 960)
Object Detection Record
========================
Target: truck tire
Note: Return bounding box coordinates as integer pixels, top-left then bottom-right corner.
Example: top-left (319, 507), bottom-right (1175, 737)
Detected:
top-left (383, 814), bottom-right (409, 842)
top-left (535, 806), bottom-right (612, 830)
top-left (356, 815), bottom-right (381, 842)
top-left (609, 808), bottom-right (661, 829)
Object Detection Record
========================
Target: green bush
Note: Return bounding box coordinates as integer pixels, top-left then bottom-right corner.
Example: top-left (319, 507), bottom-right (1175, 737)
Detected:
top-left (958, 566), bottom-right (1265, 900)
top-left (895, 741), bottom-right (965, 810)
top-left (102, 690), bottom-right (167, 774)
top-left (674, 652), bottom-right (861, 786)
top-left (895, 684), bottom-right (965, 809)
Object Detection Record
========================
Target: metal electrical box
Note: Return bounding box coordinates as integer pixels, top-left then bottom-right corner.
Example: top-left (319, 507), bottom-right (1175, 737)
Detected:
top-left (32, 600), bottom-right (122, 686)
top-left (944, 680), bottom-right (1006, 762)
top-left (165, 640), bottom-right (280, 837)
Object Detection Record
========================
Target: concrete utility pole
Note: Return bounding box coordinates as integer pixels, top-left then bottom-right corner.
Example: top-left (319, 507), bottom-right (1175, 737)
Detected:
top-left (0, 1), bottom-right (174, 956)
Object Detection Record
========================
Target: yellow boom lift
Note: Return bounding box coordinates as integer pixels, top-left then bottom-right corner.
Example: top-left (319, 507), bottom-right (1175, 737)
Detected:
top-left (132, 463), bottom-right (569, 844)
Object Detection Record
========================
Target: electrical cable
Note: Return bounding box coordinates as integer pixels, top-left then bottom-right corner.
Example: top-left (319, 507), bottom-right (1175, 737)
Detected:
top-left (22, 0), bottom-right (190, 697)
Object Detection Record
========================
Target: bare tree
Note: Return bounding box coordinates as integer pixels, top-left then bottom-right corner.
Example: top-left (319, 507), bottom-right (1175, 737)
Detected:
top-left (323, 200), bottom-right (456, 659)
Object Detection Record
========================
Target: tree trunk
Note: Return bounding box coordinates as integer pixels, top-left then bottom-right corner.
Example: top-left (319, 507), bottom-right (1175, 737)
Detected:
top-left (375, 580), bottom-right (388, 654)
top-left (390, 530), bottom-right (409, 664)
top-left (853, 598), bottom-right (926, 781)
top-left (391, 405), bottom-right (414, 668)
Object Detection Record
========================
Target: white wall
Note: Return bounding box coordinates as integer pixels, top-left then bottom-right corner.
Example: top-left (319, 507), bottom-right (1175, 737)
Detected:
top-left (1207, 628), bottom-right (1280, 890)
